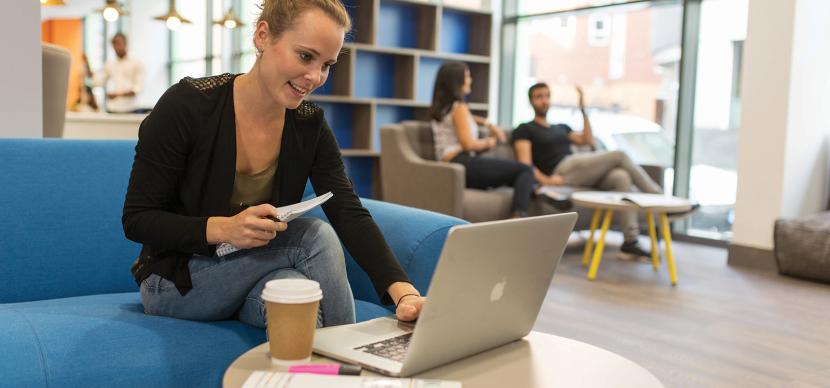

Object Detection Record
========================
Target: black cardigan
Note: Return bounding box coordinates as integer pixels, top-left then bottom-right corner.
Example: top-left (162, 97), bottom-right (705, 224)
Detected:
top-left (123, 74), bottom-right (409, 303)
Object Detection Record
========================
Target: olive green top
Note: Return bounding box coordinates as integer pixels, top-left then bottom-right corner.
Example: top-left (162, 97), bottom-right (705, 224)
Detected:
top-left (230, 162), bottom-right (277, 209)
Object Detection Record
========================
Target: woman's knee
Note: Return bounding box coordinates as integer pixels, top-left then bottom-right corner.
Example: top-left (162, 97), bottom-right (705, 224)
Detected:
top-left (300, 218), bottom-right (341, 251)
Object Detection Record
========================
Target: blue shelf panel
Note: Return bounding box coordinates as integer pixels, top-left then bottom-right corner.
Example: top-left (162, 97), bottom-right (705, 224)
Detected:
top-left (355, 52), bottom-right (413, 99)
top-left (416, 57), bottom-right (446, 103)
top-left (316, 102), bottom-right (354, 149)
top-left (440, 9), bottom-right (471, 54)
top-left (374, 105), bottom-right (415, 151)
top-left (342, 157), bottom-right (374, 198)
top-left (377, 1), bottom-right (420, 49)
top-left (355, 52), bottom-right (395, 98)
top-left (314, 75), bottom-right (335, 95)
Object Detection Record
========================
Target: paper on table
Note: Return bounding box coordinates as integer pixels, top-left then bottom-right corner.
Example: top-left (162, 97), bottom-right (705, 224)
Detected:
top-left (619, 193), bottom-right (690, 208)
top-left (241, 371), bottom-right (462, 388)
top-left (216, 192), bottom-right (333, 257)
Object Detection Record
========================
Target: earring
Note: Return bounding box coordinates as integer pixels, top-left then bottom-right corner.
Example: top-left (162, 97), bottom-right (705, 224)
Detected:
top-left (255, 46), bottom-right (264, 57)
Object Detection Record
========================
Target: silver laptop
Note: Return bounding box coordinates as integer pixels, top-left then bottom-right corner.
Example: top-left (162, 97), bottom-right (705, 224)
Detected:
top-left (313, 213), bottom-right (577, 377)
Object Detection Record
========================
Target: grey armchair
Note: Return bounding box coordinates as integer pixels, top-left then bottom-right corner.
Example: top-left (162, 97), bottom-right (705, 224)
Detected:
top-left (42, 43), bottom-right (71, 138)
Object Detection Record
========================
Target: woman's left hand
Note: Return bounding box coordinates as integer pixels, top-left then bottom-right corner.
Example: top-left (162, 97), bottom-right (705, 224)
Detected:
top-left (395, 295), bottom-right (427, 322)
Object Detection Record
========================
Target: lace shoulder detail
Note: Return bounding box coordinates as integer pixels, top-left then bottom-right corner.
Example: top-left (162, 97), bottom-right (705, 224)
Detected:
top-left (182, 73), bottom-right (234, 93)
top-left (294, 101), bottom-right (321, 120)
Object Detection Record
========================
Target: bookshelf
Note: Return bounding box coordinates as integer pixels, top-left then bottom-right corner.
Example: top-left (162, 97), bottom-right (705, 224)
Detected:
top-left (309, 0), bottom-right (493, 198)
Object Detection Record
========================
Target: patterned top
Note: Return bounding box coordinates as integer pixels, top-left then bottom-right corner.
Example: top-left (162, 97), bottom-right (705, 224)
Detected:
top-left (431, 102), bottom-right (478, 161)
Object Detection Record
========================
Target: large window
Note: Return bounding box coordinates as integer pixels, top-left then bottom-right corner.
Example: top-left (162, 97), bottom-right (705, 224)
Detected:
top-left (511, 2), bottom-right (683, 190)
top-left (170, 0), bottom-right (208, 81)
top-left (686, 0), bottom-right (748, 239)
top-left (506, 0), bottom-right (749, 242)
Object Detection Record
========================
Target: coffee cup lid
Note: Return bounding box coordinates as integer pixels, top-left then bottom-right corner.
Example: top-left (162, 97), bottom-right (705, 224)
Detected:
top-left (261, 278), bottom-right (323, 304)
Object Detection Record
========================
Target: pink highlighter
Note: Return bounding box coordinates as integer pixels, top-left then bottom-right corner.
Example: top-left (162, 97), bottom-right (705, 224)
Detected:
top-left (287, 363), bottom-right (362, 376)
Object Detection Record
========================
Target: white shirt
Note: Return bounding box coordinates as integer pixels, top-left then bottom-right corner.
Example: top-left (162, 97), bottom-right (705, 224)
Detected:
top-left (431, 102), bottom-right (479, 161)
top-left (92, 56), bottom-right (144, 113)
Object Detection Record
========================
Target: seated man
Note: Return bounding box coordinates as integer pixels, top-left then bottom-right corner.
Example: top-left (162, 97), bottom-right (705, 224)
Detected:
top-left (511, 82), bottom-right (662, 258)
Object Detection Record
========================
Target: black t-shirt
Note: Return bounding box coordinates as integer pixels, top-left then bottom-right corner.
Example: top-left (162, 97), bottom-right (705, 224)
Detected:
top-left (511, 121), bottom-right (573, 175)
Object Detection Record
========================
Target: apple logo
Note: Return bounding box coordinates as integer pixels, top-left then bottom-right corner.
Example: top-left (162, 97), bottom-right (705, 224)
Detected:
top-left (490, 277), bottom-right (507, 302)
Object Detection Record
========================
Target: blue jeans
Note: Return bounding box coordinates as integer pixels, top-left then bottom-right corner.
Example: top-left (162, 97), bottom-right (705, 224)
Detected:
top-left (140, 218), bottom-right (356, 328)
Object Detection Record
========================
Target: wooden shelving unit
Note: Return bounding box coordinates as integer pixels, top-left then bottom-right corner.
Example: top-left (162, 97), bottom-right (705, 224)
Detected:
top-left (309, 0), bottom-right (493, 198)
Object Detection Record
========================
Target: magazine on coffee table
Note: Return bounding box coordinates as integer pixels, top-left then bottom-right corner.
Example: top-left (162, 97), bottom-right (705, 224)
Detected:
top-left (216, 192), bottom-right (333, 257)
top-left (617, 193), bottom-right (690, 208)
top-left (241, 371), bottom-right (461, 388)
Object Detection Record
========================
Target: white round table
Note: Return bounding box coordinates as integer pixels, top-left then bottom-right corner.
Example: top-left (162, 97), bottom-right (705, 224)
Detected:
top-left (571, 191), bottom-right (694, 285)
top-left (223, 331), bottom-right (663, 388)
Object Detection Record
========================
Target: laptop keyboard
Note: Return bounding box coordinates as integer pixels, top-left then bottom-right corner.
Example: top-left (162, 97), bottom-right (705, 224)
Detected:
top-left (353, 333), bottom-right (412, 362)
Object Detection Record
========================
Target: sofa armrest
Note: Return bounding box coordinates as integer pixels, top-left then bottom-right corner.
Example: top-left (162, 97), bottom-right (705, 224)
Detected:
top-left (380, 124), bottom-right (465, 218)
top-left (306, 199), bottom-right (466, 306)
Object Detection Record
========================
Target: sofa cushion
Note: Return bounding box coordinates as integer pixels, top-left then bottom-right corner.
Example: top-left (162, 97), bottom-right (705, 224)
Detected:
top-left (0, 293), bottom-right (262, 387)
top-left (0, 140), bottom-right (141, 303)
top-left (0, 293), bottom-right (394, 388)
top-left (306, 198), bottom-right (465, 305)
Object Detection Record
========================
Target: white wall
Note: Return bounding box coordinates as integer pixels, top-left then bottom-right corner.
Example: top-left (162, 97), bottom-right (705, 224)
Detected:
top-left (732, 0), bottom-right (830, 251)
top-left (1, 2), bottom-right (42, 138)
top-left (780, 0), bottom-right (830, 218)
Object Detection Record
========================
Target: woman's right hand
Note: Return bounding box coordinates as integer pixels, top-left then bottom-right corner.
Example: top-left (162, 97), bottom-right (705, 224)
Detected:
top-left (206, 204), bottom-right (287, 248)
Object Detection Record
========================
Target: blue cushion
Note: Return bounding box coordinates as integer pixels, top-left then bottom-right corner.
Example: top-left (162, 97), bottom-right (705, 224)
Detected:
top-left (307, 199), bottom-right (465, 304)
top-left (354, 299), bottom-right (394, 322)
top-left (0, 293), bottom-right (404, 388)
top-left (0, 293), bottom-right (263, 388)
top-left (0, 140), bottom-right (141, 303)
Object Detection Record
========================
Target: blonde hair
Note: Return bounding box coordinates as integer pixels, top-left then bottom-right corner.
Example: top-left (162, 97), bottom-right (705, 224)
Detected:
top-left (256, 0), bottom-right (352, 38)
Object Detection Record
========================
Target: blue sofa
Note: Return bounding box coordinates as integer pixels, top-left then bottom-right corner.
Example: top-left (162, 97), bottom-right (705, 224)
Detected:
top-left (0, 139), bottom-right (465, 387)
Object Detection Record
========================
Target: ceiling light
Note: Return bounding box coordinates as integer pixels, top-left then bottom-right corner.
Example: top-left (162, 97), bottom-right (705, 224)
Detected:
top-left (154, 0), bottom-right (192, 31)
top-left (41, 0), bottom-right (67, 6)
top-left (214, 8), bottom-right (244, 29)
top-left (96, 0), bottom-right (126, 23)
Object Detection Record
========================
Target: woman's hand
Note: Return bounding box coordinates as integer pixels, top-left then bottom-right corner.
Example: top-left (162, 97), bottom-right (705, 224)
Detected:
top-left (395, 295), bottom-right (427, 322)
top-left (479, 137), bottom-right (497, 151)
top-left (207, 204), bottom-right (287, 248)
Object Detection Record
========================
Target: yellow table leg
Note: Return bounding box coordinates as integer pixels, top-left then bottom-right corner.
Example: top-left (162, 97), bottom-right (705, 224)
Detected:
top-left (646, 211), bottom-right (660, 272)
top-left (659, 212), bottom-right (678, 286)
top-left (587, 209), bottom-right (613, 281)
top-left (582, 208), bottom-right (602, 266)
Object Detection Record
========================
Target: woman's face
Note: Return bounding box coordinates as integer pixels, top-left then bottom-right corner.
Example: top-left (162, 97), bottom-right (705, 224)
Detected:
top-left (461, 69), bottom-right (472, 96)
top-left (254, 8), bottom-right (345, 109)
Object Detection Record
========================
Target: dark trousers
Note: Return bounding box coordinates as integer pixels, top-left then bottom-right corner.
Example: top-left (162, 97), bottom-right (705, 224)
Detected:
top-left (451, 153), bottom-right (534, 215)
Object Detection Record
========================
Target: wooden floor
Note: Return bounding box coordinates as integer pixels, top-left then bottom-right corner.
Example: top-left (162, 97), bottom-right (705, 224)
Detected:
top-left (533, 233), bottom-right (830, 388)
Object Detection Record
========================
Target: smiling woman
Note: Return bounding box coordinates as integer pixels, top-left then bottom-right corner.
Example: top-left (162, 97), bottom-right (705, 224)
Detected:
top-left (122, 0), bottom-right (428, 334)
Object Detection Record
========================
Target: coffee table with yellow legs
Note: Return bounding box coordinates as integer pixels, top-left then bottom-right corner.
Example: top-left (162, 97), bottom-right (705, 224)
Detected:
top-left (571, 191), bottom-right (694, 286)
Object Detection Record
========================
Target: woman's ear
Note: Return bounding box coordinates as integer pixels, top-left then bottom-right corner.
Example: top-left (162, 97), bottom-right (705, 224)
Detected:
top-left (253, 21), bottom-right (271, 51)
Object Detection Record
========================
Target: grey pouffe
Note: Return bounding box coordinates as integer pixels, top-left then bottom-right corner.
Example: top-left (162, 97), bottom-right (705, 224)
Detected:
top-left (774, 211), bottom-right (830, 284)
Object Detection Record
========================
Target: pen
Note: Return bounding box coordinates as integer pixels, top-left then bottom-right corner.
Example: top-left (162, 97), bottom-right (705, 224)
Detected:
top-left (287, 363), bottom-right (362, 376)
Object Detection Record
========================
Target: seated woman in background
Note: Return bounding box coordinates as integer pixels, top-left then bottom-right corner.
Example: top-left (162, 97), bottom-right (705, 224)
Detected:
top-left (429, 61), bottom-right (534, 218)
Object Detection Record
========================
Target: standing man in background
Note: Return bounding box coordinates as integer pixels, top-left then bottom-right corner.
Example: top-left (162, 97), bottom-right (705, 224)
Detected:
top-left (83, 32), bottom-right (145, 113)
